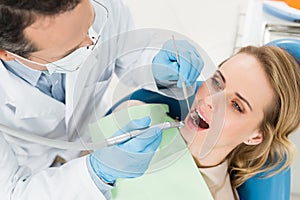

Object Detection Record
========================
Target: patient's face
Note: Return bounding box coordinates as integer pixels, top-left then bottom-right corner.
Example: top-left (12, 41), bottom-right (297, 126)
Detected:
top-left (180, 53), bottom-right (274, 162)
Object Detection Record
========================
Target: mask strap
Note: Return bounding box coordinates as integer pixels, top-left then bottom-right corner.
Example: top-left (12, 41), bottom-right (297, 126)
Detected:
top-left (8, 52), bottom-right (47, 67)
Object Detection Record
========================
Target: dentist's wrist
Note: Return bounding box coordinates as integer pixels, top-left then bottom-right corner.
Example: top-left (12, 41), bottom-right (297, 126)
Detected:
top-left (89, 154), bottom-right (116, 185)
top-left (86, 156), bottom-right (115, 200)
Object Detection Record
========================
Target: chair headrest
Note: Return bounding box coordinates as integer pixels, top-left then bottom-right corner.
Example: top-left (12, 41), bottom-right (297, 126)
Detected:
top-left (266, 38), bottom-right (300, 65)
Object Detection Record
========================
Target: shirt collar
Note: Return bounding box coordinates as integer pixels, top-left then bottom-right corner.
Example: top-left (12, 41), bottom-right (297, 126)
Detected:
top-left (2, 59), bottom-right (42, 86)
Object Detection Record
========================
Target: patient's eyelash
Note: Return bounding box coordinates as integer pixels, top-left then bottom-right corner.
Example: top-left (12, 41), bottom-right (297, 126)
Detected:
top-left (232, 101), bottom-right (243, 113)
top-left (211, 76), bottom-right (223, 90)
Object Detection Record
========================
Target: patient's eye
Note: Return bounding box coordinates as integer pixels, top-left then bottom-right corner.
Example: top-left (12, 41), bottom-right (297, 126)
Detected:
top-left (232, 101), bottom-right (243, 113)
top-left (211, 75), bottom-right (223, 90)
top-left (212, 78), bottom-right (221, 88)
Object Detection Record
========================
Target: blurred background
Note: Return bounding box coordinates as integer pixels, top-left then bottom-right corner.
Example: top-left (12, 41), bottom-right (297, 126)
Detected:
top-left (117, 0), bottom-right (300, 198)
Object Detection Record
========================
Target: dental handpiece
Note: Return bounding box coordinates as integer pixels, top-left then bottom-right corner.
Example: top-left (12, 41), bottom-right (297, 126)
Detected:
top-left (0, 121), bottom-right (184, 151)
top-left (106, 121), bottom-right (185, 146)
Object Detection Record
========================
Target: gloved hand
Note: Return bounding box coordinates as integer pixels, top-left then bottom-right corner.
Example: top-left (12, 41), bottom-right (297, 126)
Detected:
top-left (89, 117), bottom-right (162, 184)
top-left (152, 39), bottom-right (204, 88)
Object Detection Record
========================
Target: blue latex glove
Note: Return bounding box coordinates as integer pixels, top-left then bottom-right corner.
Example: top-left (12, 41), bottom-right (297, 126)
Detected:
top-left (90, 117), bottom-right (162, 184)
top-left (152, 40), bottom-right (204, 88)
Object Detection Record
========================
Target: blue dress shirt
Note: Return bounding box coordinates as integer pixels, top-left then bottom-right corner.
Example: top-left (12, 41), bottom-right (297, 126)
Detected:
top-left (2, 60), bottom-right (65, 103)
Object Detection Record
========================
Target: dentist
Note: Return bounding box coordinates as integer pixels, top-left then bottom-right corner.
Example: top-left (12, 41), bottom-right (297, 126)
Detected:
top-left (0, 0), bottom-right (203, 199)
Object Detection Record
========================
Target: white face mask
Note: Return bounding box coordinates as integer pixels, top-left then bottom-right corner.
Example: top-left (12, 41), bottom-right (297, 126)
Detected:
top-left (12, 27), bottom-right (99, 74)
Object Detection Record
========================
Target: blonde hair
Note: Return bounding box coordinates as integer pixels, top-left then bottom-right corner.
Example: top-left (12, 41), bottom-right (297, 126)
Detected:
top-left (227, 46), bottom-right (300, 188)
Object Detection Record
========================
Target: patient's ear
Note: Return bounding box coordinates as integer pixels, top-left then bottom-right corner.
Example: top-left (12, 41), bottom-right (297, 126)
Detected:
top-left (0, 50), bottom-right (15, 61)
top-left (243, 130), bottom-right (263, 145)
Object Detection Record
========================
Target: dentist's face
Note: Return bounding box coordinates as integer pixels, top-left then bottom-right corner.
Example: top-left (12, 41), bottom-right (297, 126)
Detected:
top-left (181, 53), bottom-right (274, 161)
top-left (16, 0), bottom-right (95, 70)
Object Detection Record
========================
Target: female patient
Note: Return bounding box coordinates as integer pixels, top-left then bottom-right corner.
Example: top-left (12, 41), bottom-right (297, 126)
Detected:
top-left (180, 45), bottom-right (300, 199)
top-left (113, 45), bottom-right (300, 199)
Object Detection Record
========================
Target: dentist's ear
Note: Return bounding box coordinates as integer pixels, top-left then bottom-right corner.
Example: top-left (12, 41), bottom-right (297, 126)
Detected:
top-left (243, 131), bottom-right (263, 145)
top-left (0, 50), bottom-right (15, 61)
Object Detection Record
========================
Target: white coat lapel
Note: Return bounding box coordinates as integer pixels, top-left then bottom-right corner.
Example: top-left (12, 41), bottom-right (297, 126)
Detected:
top-left (64, 49), bottom-right (111, 127)
top-left (0, 63), bottom-right (65, 119)
top-left (65, 63), bottom-right (92, 126)
top-left (64, 70), bottom-right (79, 125)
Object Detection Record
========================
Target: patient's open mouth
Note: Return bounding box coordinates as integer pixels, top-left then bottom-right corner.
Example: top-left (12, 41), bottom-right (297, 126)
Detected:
top-left (191, 109), bottom-right (209, 129)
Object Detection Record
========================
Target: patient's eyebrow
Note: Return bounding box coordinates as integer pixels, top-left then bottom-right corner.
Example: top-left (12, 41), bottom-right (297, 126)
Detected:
top-left (217, 70), bottom-right (252, 111)
top-left (216, 70), bottom-right (226, 83)
top-left (235, 92), bottom-right (253, 111)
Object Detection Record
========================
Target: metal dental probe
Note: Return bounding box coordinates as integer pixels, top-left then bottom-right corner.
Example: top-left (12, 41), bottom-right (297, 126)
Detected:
top-left (172, 35), bottom-right (192, 115)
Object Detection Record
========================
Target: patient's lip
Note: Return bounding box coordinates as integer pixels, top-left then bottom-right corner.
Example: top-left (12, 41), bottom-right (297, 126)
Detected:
top-left (196, 104), bottom-right (210, 126)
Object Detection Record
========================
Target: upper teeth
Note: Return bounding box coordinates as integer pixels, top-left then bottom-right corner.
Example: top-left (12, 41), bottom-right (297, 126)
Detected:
top-left (196, 109), bottom-right (207, 123)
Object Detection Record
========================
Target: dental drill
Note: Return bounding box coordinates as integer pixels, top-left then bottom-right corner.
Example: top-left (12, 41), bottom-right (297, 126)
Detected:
top-left (0, 121), bottom-right (185, 151)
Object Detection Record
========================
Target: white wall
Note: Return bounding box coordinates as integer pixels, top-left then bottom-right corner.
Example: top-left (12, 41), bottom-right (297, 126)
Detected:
top-left (123, 0), bottom-right (241, 65)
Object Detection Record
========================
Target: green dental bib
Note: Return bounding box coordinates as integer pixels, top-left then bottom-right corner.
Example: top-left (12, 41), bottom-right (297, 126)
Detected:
top-left (89, 104), bottom-right (213, 200)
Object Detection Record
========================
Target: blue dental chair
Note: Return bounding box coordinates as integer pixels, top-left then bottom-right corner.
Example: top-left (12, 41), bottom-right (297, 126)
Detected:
top-left (108, 38), bottom-right (300, 199)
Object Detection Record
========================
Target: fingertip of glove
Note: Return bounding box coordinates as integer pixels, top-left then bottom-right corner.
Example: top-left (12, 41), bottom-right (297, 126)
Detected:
top-left (138, 127), bottom-right (162, 139)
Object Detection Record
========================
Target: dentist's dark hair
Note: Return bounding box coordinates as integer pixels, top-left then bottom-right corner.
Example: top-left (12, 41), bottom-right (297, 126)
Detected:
top-left (0, 0), bottom-right (80, 57)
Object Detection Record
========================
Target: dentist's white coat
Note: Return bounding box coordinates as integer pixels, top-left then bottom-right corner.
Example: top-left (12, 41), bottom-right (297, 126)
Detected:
top-left (0, 0), bottom-right (191, 199)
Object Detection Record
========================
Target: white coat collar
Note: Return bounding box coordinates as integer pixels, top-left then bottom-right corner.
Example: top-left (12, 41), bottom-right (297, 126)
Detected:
top-left (64, 61), bottom-right (94, 126)
top-left (0, 62), bottom-right (65, 119)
